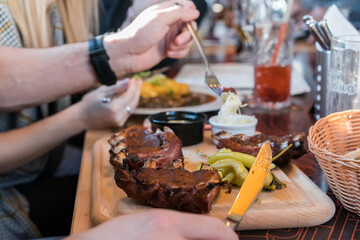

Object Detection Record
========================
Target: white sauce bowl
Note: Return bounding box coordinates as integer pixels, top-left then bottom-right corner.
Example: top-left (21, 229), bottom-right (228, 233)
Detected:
top-left (209, 115), bottom-right (258, 138)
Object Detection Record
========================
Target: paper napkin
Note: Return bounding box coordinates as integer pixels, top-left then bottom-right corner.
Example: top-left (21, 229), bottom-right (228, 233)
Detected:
top-left (324, 5), bottom-right (359, 37)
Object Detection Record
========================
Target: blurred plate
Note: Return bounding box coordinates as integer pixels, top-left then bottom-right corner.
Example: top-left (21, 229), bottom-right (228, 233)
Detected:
top-left (133, 86), bottom-right (222, 115)
top-left (175, 63), bottom-right (311, 96)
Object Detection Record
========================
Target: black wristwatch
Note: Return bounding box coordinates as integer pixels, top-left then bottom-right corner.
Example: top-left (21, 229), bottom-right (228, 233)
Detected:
top-left (89, 35), bottom-right (117, 86)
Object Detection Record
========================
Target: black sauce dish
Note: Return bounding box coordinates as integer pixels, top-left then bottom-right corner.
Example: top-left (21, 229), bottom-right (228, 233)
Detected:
top-left (149, 111), bottom-right (207, 147)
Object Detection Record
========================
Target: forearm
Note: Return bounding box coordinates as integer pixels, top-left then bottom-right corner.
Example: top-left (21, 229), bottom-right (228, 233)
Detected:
top-left (0, 103), bottom-right (85, 174)
top-left (0, 43), bottom-right (98, 112)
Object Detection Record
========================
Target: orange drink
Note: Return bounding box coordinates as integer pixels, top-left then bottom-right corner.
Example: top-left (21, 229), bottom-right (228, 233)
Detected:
top-left (252, 20), bottom-right (294, 109)
top-left (254, 64), bottom-right (291, 107)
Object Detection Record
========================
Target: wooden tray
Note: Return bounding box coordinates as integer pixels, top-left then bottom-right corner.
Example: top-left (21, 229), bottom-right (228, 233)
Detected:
top-left (91, 131), bottom-right (335, 231)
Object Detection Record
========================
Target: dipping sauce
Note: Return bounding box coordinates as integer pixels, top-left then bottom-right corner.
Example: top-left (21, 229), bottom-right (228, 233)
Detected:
top-left (149, 111), bottom-right (206, 146)
top-left (167, 120), bottom-right (191, 124)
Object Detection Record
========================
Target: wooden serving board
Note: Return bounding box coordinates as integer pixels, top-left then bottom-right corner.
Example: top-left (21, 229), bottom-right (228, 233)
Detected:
top-left (91, 131), bottom-right (335, 231)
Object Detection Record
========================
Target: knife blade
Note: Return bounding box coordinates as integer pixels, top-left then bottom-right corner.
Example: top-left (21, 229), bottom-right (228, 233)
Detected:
top-left (225, 143), bottom-right (272, 230)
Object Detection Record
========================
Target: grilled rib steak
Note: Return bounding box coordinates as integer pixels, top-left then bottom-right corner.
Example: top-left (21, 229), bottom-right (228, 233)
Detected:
top-left (109, 126), bottom-right (222, 213)
top-left (213, 131), bottom-right (306, 166)
top-left (109, 126), bottom-right (183, 168)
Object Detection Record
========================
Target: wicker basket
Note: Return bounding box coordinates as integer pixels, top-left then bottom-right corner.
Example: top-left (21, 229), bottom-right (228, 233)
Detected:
top-left (308, 109), bottom-right (360, 215)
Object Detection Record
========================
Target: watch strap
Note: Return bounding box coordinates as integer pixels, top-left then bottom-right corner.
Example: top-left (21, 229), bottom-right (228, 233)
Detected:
top-left (89, 35), bottom-right (117, 86)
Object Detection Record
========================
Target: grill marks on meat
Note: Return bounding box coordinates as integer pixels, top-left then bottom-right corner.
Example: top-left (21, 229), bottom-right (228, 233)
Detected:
top-left (213, 131), bottom-right (306, 166)
top-left (109, 126), bottom-right (183, 168)
top-left (109, 126), bottom-right (222, 213)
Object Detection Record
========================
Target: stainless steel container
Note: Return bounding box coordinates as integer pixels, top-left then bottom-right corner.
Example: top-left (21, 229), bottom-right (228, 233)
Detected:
top-left (314, 43), bottom-right (331, 120)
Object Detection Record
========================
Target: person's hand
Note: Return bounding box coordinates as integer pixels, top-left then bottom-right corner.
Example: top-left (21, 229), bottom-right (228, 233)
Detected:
top-left (76, 78), bottom-right (142, 129)
top-left (104, 0), bottom-right (200, 77)
top-left (65, 209), bottom-right (238, 240)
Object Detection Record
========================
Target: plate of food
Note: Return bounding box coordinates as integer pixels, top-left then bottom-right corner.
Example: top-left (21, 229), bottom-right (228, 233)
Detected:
top-left (133, 74), bottom-right (223, 115)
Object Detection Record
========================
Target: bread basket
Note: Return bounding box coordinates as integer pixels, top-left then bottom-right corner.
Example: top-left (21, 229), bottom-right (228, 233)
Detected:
top-left (308, 109), bottom-right (360, 215)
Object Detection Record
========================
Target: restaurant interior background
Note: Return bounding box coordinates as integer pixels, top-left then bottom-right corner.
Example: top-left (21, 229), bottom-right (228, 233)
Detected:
top-left (69, 1), bottom-right (360, 240)
top-left (14, 0), bottom-right (360, 239)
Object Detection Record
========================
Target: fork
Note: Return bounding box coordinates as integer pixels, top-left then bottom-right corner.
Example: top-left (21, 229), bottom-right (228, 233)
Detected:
top-left (185, 23), bottom-right (223, 96)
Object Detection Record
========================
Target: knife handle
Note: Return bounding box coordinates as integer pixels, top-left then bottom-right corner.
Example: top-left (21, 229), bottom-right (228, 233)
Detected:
top-left (318, 19), bottom-right (333, 48)
top-left (225, 214), bottom-right (244, 230)
top-left (308, 22), bottom-right (329, 50)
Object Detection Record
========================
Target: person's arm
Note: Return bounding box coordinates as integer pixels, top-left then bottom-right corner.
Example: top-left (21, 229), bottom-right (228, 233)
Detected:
top-left (0, 43), bottom-right (98, 112)
top-left (0, 78), bottom-right (142, 174)
top-left (0, 1), bottom-right (199, 112)
top-left (0, 93), bottom-right (86, 174)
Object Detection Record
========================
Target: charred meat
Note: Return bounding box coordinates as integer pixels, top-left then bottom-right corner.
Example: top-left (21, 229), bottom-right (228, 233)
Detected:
top-left (109, 126), bottom-right (222, 213)
top-left (213, 131), bottom-right (306, 166)
top-left (114, 155), bottom-right (222, 213)
top-left (108, 126), bottom-right (183, 168)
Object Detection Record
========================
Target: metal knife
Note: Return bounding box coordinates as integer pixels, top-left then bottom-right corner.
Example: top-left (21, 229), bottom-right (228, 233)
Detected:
top-left (302, 15), bottom-right (330, 50)
top-left (225, 143), bottom-right (273, 230)
top-left (318, 19), bottom-right (333, 48)
top-left (315, 21), bottom-right (331, 47)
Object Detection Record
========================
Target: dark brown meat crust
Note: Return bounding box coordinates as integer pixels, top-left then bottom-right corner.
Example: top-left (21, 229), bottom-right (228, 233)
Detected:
top-left (114, 163), bottom-right (221, 213)
top-left (213, 131), bottom-right (306, 167)
top-left (109, 126), bottom-right (183, 168)
top-left (109, 126), bottom-right (222, 213)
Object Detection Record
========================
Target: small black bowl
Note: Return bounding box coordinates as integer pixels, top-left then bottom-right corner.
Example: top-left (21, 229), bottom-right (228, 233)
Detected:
top-left (149, 111), bottom-right (207, 146)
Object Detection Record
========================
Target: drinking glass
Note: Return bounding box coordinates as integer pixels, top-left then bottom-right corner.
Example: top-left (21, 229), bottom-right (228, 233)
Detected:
top-left (232, 0), bottom-right (287, 62)
top-left (326, 35), bottom-right (360, 115)
top-left (232, 0), bottom-right (255, 62)
top-left (253, 20), bottom-right (295, 109)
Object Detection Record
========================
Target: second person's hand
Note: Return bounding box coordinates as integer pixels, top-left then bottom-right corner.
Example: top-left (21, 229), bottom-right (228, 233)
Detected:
top-left (76, 78), bottom-right (142, 129)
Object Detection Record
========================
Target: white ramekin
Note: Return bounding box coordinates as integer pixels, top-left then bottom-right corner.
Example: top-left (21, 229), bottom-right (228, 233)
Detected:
top-left (209, 115), bottom-right (258, 138)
